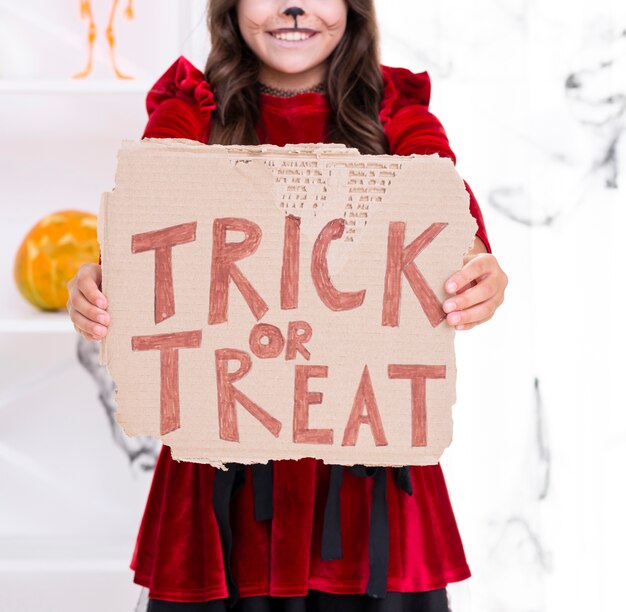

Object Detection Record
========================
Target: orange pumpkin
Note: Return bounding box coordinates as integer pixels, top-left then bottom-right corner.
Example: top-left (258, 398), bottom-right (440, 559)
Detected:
top-left (14, 210), bottom-right (100, 311)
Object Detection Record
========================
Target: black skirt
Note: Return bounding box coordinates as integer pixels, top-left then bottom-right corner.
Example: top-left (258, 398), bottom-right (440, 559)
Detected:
top-left (147, 589), bottom-right (450, 612)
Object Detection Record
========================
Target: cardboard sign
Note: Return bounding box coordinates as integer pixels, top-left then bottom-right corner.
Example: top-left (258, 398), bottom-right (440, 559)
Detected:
top-left (99, 139), bottom-right (477, 468)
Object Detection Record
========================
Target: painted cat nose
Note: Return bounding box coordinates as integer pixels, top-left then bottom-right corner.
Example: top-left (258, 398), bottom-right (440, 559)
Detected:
top-left (283, 7), bottom-right (305, 18)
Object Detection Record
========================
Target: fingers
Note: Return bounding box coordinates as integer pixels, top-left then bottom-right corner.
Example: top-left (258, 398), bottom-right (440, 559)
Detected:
top-left (445, 254), bottom-right (493, 295)
top-left (72, 287), bottom-right (110, 325)
top-left (443, 253), bottom-right (508, 330)
top-left (77, 263), bottom-right (106, 308)
top-left (68, 305), bottom-right (108, 340)
top-left (67, 263), bottom-right (109, 339)
top-left (443, 279), bottom-right (497, 315)
top-left (445, 297), bottom-right (500, 330)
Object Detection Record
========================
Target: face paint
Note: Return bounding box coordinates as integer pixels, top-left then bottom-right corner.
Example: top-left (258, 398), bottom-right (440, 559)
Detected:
top-left (236, 0), bottom-right (349, 89)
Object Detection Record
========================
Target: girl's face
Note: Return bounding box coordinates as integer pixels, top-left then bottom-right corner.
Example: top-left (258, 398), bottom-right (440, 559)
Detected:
top-left (236, 0), bottom-right (348, 89)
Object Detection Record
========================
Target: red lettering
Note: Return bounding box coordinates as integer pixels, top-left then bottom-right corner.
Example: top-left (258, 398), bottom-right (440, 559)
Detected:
top-left (342, 365), bottom-right (388, 446)
top-left (311, 218), bottom-right (366, 311)
top-left (285, 320), bottom-right (312, 361)
top-left (208, 218), bottom-right (269, 324)
top-left (131, 222), bottom-right (197, 324)
top-left (293, 365), bottom-right (333, 444)
top-left (215, 348), bottom-right (282, 441)
top-left (249, 323), bottom-right (285, 359)
top-left (387, 364), bottom-right (446, 446)
top-left (131, 330), bottom-right (202, 435)
top-left (382, 222), bottom-right (448, 328)
top-left (281, 214), bottom-right (301, 309)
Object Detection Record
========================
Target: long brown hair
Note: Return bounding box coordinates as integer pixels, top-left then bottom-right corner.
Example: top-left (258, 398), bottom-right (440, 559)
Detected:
top-left (204, 0), bottom-right (388, 154)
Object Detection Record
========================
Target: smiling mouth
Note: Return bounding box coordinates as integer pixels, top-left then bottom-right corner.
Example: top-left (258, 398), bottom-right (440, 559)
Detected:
top-left (269, 29), bottom-right (317, 42)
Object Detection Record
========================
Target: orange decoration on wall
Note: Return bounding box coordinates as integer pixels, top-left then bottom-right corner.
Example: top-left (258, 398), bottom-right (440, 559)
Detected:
top-left (14, 210), bottom-right (100, 311)
top-left (73, 0), bottom-right (136, 80)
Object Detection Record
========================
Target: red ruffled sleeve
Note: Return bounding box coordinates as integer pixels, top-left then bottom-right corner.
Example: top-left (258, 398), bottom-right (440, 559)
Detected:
top-left (142, 55), bottom-right (217, 143)
top-left (379, 65), bottom-right (492, 253)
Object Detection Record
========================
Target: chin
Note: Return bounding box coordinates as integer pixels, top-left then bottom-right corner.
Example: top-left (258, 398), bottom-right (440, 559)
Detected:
top-left (267, 58), bottom-right (322, 76)
top-left (272, 65), bottom-right (315, 76)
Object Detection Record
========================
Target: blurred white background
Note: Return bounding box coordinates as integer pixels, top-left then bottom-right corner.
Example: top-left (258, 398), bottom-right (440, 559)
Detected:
top-left (0, 1), bottom-right (624, 611)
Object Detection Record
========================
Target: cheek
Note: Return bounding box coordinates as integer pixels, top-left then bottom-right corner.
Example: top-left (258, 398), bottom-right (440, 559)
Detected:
top-left (237, 0), bottom-right (269, 19)
top-left (320, 1), bottom-right (349, 26)
top-left (318, 4), bottom-right (348, 45)
top-left (236, 0), bottom-right (273, 38)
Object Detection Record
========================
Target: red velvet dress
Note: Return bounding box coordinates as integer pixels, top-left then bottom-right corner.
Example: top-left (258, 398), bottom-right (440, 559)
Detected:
top-left (129, 56), bottom-right (492, 605)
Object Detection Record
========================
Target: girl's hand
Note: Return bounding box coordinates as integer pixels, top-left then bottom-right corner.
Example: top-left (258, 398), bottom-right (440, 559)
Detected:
top-left (442, 237), bottom-right (508, 331)
top-left (66, 263), bottom-right (110, 341)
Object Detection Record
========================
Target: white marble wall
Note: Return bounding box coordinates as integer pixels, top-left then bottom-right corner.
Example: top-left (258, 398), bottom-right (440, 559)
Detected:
top-left (0, 1), bottom-right (624, 611)
top-left (373, 1), bottom-right (625, 611)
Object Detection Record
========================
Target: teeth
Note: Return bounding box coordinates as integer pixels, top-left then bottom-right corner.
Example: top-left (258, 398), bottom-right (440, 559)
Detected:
top-left (272, 31), bottom-right (312, 41)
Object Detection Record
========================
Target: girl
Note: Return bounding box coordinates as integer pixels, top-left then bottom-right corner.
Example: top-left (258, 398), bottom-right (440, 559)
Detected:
top-left (67, 1), bottom-right (508, 610)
